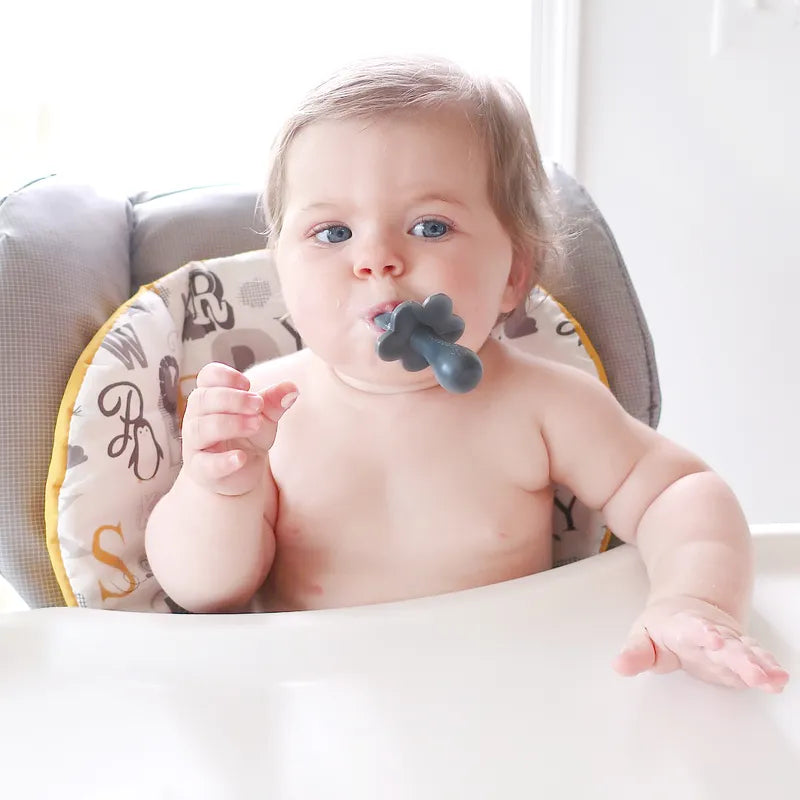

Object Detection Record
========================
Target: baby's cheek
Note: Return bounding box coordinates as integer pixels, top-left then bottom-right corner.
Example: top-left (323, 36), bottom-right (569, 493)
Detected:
top-left (448, 277), bottom-right (500, 320)
top-left (285, 286), bottom-right (353, 360)
top-left (288, 296), bottom-right (328, 341)
top-left (280, 269), bottom-right (325, 323)
top-left (434, 261), bottom-right (468, 289)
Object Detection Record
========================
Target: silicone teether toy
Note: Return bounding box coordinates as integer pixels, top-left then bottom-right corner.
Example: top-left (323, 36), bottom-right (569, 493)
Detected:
top-left (374, 293), bottom-right (483, 393)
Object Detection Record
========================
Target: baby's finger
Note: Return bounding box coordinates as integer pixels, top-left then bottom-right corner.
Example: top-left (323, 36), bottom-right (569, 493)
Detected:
top-left (186, 385), bottom-right (263, 417)
top-left (742, 644), bottom-right (790, 693)
top-left (613, 628), bottom-right (656, 676)
top-left (707, 667), bottom-right (748, 691)
top-left (184, 412), bottom-right (262, 451)
top-left (196, 362), bottom-right (251, 391)
top-left (259, 382), bottom-right (299, 423)
top-left (704, 638), bottom-right (771, 688)
top-left (189, 448), bottom-right (248, 482)
top-left (743, 638), bottom-right (786, 673)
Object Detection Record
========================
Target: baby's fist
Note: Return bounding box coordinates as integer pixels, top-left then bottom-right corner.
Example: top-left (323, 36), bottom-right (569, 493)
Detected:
top-left (181, 361), bottom-right (297, 497)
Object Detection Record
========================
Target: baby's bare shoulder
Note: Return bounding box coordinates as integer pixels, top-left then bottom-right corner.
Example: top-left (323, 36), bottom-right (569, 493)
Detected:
top-left (487, 341), bottom-right (632, 436)
top-left (493, 339), bottom-right (602, 395)
top-left (244, 349), bottom-right (312, 392)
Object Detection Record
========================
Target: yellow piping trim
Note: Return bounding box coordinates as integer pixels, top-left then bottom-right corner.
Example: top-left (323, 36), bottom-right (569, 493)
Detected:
top-left (550, 294), bottom-right (610, 388)
top-left (44, 279), bottom-right (158, 605)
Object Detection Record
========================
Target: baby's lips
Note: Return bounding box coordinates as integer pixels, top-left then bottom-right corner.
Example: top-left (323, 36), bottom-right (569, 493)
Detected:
top-left (365, 300), bottom-right (402, 324)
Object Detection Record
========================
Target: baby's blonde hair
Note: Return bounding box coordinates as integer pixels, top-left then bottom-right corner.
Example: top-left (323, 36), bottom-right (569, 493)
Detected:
top-left (263, 55), bottom-right (560, 297)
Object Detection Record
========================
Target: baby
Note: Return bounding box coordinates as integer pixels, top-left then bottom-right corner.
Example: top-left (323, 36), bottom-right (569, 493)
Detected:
top-left (145, 56), bottom-right (789, 693)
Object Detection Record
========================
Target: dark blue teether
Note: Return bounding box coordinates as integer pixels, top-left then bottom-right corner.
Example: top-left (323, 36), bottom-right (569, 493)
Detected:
top-left (375, 293), bottom-right (483, 394)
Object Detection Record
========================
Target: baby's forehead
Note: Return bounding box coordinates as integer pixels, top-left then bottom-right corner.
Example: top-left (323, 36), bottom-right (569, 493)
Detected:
top-left (285, 110), bottom-right (488, 178)
top-left (293, 105), bottom-right (483, 148)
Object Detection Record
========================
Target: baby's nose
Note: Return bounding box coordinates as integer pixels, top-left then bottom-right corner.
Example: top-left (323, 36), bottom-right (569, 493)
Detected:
top-left (353, 260), bottom-right (403, 279)
top-left (352, 233), bottom-right (405, 279)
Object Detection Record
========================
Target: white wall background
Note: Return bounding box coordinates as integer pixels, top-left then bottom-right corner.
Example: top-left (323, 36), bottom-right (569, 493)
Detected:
top-left (573, 0), bottom-right (800, 523)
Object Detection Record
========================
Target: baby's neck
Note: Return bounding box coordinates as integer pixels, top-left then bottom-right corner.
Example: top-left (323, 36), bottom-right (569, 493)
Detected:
top-left (329, 367), bottom-right (441, 396)
top-left (311, 336), bottom-right (504, 408)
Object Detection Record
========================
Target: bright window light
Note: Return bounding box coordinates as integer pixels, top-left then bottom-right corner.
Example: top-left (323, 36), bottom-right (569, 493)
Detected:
top-left (3, 0), bottom-right (532, 196)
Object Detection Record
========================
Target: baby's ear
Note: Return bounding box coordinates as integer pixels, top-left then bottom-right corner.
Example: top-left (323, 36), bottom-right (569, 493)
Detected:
top-left (500, 251), bottom-right (532, 313)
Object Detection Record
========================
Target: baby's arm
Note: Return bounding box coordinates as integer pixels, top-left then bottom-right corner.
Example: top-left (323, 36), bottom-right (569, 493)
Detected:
top-left (145, 363), bottom-right (295, 613)
top-left (538, 361), bottom-right (789, 691)
top-left (146, 466), bottom-right (274, 612)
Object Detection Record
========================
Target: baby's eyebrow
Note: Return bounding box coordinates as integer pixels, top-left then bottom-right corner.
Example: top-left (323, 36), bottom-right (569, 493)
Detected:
top-left (409, 192), bottom-right (468, 209)
top-left (297, 201), bottom-right (341, 214)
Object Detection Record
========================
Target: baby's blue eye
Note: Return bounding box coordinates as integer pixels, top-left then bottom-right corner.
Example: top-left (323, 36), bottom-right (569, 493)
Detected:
top-left (410, 219), bottom-right (449, 238)
top-left (314, 225), bottom-right (352, 243)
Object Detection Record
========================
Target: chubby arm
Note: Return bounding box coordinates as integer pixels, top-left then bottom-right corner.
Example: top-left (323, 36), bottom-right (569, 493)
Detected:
top-left (539, 361), bottom-right (788, 690)
top-left (145, 469), bottom-right (276, 613)
top-left (145, 362), bottom-right (296, 613)
top-left (541, 363), bottom-right (751, 617)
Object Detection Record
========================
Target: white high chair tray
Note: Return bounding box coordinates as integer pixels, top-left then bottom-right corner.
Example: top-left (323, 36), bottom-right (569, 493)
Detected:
top-left (1, 532), bottom-right (797, 799)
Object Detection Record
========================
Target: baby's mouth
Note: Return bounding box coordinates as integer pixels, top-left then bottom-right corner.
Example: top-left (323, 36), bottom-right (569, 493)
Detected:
top-left (363, 301), bottom-right (402, 332)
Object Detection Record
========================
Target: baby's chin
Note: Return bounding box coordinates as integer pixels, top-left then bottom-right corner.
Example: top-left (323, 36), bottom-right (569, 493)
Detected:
top-left (310, 326), bottom-right (494, 395)
top-left (320, 353), bottom-right (440, 395)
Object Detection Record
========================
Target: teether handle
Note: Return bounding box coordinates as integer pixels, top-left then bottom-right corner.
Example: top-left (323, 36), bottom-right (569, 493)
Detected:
top-left (409, 327), bottom-right (483, 394)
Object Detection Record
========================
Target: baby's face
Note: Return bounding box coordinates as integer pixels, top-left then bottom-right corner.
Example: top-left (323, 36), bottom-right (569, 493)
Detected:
top-left (275, 110), bottom-right (521, 392)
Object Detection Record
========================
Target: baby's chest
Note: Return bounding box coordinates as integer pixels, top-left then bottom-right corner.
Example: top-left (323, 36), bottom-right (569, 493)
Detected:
top-left (269, 403), bottom-right (548, 542)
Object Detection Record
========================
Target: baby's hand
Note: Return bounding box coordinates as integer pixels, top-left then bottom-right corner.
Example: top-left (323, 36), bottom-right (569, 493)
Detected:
top-left (613, 596), bottom-right (789, 693)
top-left (181, 362), bottom-right (298, 497)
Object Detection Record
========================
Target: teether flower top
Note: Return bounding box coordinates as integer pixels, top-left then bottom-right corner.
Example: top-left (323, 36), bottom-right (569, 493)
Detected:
top-left (374, 293), bottom-right (483, 393)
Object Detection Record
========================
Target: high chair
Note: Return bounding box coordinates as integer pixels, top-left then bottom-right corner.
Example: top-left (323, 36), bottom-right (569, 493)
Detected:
top-left (1, 171), bottom-right (797, 800)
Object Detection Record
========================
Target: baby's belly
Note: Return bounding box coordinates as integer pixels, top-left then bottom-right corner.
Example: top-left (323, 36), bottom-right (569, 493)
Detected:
top-left (256, 487), bottom-right (554, 612)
